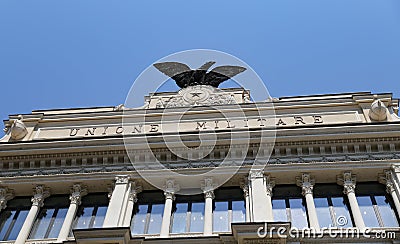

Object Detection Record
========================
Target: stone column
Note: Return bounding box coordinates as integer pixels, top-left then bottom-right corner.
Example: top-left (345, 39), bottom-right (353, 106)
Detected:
top-left (248, 169), bottom-right (275, 222)
top-left (56, 184), bottom-right (87, 243)
top-left (15, 185), bottom-right (49, 244)
top-left (379, 170), bottom-right (400, 217)
top-left (160, 179), bottom-right (180, 237)
top-left (122, 181), bottom-right (142, 226)
top-left (0, 187), bottom-right (14, 213)
top-left (337, 172), bottom-right (366, 230)
top-left (103, 175), bottom-right (130, 227)
top-left (202, 178), bottom-right (215, 235)
top-left (240, 179), bottom-right (250, 222)
top-left (296, 173), bottom-right (320, 230)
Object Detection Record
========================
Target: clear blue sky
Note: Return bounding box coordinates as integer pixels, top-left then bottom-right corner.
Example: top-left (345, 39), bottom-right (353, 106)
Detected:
top-left (1, 0), bottom-right (399, 122)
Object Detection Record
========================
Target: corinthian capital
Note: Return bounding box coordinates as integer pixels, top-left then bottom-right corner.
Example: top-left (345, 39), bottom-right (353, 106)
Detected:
top-left (0, 187), bottom-right (14, 210)
top-left (240, 178), bottom-right (249, 198)
top-left (379, 170), bottom-right (396, 194)
top-left (69, 184), bottom-right (88, 205)
top-left (202, 178), bottom-right (216, 199)
top-left (337, 172), bottom-right (356, 194)
top-left (296, 173), bottom-right (315, 196)
top-left (31, 185), bottom-right (50, 207)
top-left (164, 179), bottom-right (180, 200)
top-left (129, 181), bottom-right (142, 203)
top-left (265, 175), bottom-right (275, 196)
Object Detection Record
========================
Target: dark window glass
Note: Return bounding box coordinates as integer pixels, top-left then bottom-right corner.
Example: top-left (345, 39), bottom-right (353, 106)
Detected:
top-left (272, 185), bottom-right (308, 229)
top-left (0, 197), bottom-right (31, 241)
top-left (313, 184), bottom-right (353, 228)
top-left (356, 183), bottom-right (399, 228)
top-left (213, 188), bottom-right (246, 233)
top-left (72, 193), bottom-right (108, 230)
top-left (29, 195), bottom-right (69, 239)
top-left (131, 191), bottom-right (164, 235)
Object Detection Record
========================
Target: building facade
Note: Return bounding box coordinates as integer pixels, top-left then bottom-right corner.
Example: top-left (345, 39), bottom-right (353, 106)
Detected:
top-left (0, 87), bottom-right (400, 243)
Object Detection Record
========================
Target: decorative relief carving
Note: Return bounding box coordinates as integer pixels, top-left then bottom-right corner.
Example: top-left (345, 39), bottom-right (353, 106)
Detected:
top-left (337, 172), bottom-right (356, 194)
top-left (369, 99), bottom-right (388, 121)
top-left (31, 185), bottom-right (50, 207)
top-left (202, 178), bottom-right (216, 199)
top-left (265, 175), bottom-right (276, 196)
top-left (164, 179), bottom-right (180, 200)
top-left (296, 173), bottom-right (315, 196)
top-left (128, 181), bottom-right (142, 203)
top-left (7, 118), bottom-right (28, 140)
top-left (240, 178), bottom-right (249, 198)
top-left (0, 187), bottom-right (14, 210)
top-left (379, 170), bottom-right (395, 194)
top-left (69, 184), bottom-right (87, 205)
top-left (162, 86), bottom-right (239, 108)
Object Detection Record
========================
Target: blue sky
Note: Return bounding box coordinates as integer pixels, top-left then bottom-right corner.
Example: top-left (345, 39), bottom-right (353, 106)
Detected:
top-left (0, 0), bottom-right (399, 122)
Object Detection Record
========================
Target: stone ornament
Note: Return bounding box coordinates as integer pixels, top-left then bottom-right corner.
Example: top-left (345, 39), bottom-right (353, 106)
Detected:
top-left (129, 181), bottom-right (142, 203)
top-left (69, 184), bottom-right (88, 205)
top-left (164, 85), bottom-right (237, 108)
top-left (296, 173), bottom-right (315, 196)
top-left (0, 187), bottom-right (14, 210)
top-left (369, 99), bottom-right (388, 121)
top-left (337, 172), bottom-right (357, 194)
top-left (31, 185), bottom-right (50, 207)
top-left (164, 179), bottom-right (180, 200)
top-left (8, 119), bottom-right (28, 140)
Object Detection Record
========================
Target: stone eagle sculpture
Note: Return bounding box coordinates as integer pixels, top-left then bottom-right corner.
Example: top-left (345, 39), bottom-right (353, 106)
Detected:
top-left (153, 61), bottom-right (246, 88)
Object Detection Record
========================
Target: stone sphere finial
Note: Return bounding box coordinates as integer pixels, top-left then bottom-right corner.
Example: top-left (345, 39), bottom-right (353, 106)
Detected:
top-left (369, 99), bottom-right (388, 121)
top-left (10, 119), bottom-right (28, 140)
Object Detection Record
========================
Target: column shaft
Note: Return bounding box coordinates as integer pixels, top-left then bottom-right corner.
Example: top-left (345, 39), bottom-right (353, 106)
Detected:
top-left (338, 172), bottom-right (365, 230)
top-left (390, 190), bottom-right (400, 216)
top-left (57, 184), bottom-right (87, 243)
top-left (57, 203), bottom-right (77, 242)
top-left (160, 196), bottom-right (173, 237)
top-left (15, 185), bottom-right (49, 244)
top-left (160, 179), bottom-right (179, 237)
top-left (15, 205), bottom-right (39, 244)
top-left (347, 191), bottom-right (365, 229)
top-left (297, 173), bottom-right (319, 230)
top-left (245, 193), bottom-right (251, 222)
top-left (305, 193), bottom-right (319, 229)
top-left (203, 193), bottom-right (214, 235)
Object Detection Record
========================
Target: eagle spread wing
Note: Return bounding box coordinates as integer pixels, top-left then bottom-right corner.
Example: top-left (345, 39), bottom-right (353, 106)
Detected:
top-left (153, 62), bottom-right (192, 88)
top-left (204, 66), bottom-right (247, 87)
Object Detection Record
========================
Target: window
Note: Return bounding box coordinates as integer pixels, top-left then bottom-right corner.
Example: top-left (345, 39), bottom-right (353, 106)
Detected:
top-left (272, 185), bottom-right (308, 229)
top-left (131, 191), bottom-right (165, 235)
top-left (72, 193), bottom-right (108, 230)
top-left (313, 184), bottom-right (353, 228)
top-left (213, 188), bottom-right (246, 233)
top-left (356, 183), bottom-right (399, 228)
top-left (0, 197), bottom-right (31, 241)
top-left (170, 194), bottom-right (204, 234)
top-left (29, 195), bottom-right (69, 239)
